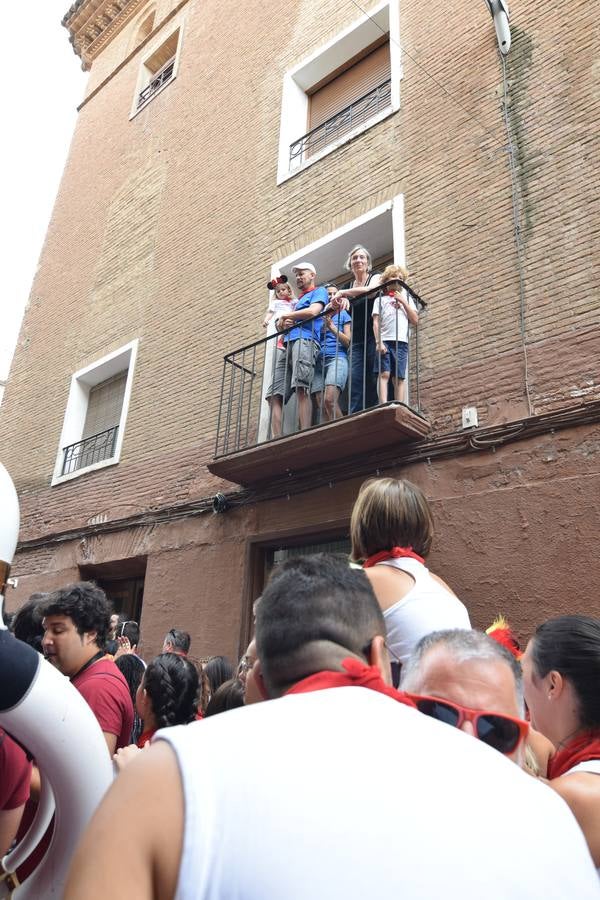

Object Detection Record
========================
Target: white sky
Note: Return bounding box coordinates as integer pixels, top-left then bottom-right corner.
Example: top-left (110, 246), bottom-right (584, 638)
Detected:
top-left (1, 3), bottom-right (88, 382)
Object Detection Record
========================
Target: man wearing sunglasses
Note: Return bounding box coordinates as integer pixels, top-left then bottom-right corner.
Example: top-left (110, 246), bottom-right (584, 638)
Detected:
top-left (401, 628), bottom-right (528, 763)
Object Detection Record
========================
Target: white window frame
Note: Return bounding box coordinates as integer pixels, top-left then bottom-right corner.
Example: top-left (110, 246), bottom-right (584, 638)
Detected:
top-left (277, 0), bottom-right (401, 184)
top-left (259, 194), bottom-right (406, 440)
top-left (129, 19), bottom-right (185, 120)
top-left (51, 340), bottom-right (138, 486)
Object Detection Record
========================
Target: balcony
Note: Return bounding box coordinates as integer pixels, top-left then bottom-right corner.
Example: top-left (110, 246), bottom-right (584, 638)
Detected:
top-left (208, 283), bottom-right (430, 486)
top-left (61, 425), bottom-right (119, 476)
top-left (137, 57), bottom-right (175, 109)
top-left (289, 80), bottom-right (392, 169)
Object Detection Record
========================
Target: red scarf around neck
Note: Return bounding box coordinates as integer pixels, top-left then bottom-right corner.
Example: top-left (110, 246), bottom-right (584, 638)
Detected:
top-left (363, 546), bottom-right (425, 568)
top-left (286, 657), bottom-right (415, 708)
top-left (547, 731), bottom-right (600, 779)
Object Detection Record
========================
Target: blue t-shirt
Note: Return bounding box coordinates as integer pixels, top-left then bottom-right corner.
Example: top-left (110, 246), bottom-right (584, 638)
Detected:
top-left (287, 286), bottom-right (328, 343)
top-left (320, 309), bottom-right (352, 358)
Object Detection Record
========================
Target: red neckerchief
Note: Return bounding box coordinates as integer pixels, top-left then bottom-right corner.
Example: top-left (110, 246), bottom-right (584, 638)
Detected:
top-left (137, 728), bottom-right (156, 748)
top-left (363, 546), bottom-right (425, 568)
top-left (285, 657), bottom-right (416, 708)
top-left (547, 731), bottom-right (600, 779)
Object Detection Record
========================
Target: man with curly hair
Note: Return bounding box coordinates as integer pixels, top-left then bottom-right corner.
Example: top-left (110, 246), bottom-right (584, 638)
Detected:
top-left (41, 582), bottom-right (134, 755)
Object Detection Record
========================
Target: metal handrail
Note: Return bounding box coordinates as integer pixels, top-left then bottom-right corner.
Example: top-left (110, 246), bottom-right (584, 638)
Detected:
top-left (61, 425), bottom-right (119, 476)
top-left (213, 281), bottom-right (426, 459)
top-left (137, 57), bottom-right (175, 108)
top-left (290, 79), bottom-right (392, 167)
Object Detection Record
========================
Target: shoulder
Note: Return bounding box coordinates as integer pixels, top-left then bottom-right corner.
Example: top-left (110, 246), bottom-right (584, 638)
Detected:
top-left (551, 771), bottom-right (600, 810)
top-left (369, 272), bottom-right (382, 286)
top-left (313, 286), bottom-right (328, 302)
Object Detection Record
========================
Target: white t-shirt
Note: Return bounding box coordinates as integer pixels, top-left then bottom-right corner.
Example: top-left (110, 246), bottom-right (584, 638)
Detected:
top-left (378, 556), bottom-right (471, 663)
top-left (157, 687), bottom-right (599, 900)
top-left (373, 291), bottom-right (417, 343)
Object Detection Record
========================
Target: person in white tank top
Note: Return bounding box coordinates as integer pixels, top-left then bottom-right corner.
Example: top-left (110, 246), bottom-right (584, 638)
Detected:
top-left (65, 555), bottom-right (599, 899)
top-left (522, 615), bottom-right (600, 871)
top-left (350, 477), bottom-right (471, 669)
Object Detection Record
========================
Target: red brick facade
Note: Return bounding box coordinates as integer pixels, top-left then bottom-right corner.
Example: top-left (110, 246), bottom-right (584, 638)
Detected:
top-left (1, 0), bottom-right (598, 659)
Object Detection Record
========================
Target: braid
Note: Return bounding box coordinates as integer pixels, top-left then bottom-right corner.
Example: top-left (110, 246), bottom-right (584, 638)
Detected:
top-left (144, 653), bottom-right (200, 728)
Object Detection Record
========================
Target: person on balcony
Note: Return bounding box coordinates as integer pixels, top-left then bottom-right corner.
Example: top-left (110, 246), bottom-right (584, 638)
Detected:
top-left (330, 246), bottom-right (382, 414)
top-left (350, 477), bottom-right (471, 676)
top-left (264, 279), bottom-right (297, 438)
top-left (373, 264), bottom-right (419, 405)
top-left (277, 262), bottom-right (327, 431)
top-left (311, 303), bottom-right (352, 422)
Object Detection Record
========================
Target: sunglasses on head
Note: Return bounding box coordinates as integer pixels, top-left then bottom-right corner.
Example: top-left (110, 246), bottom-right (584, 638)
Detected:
top-left (404, 694), bottom-right (529, 755)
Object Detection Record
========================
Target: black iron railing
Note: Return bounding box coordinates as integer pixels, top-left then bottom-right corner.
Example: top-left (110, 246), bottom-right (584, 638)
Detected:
top-left (289, 79), bottom-right (392, 168)
top-left (61, 425), bottom-right (119, 476)
top-left (137, 57), bottom-right (175, 108)
top-left (214, 281), bottom-right (426, 459)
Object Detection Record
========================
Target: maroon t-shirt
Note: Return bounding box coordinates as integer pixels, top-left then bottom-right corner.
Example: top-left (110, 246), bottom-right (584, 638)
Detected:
top-left (0, 728), bottom-right (31, 810)
top-left (72, 658), bottom-right (134, 750)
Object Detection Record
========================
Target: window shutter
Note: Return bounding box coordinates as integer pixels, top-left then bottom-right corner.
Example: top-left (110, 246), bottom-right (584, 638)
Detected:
top-left (308, 41), bottom-right (390, 132)
top-left (83, 372), bottom-right (127, 439)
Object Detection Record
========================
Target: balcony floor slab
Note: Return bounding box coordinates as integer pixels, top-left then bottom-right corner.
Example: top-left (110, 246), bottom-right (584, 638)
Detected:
top-left (208, 403), bottom-right (430, 486)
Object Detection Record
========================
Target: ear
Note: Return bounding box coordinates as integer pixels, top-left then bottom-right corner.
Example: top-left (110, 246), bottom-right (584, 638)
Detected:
top-left (254, 662), bottom-right (270, 701)
top-left (369, 635), bottom-right (392, 686)
top-left (84, 630), bottom-right (98, 646)
top-left (547, 670), bottom-right (565, 701)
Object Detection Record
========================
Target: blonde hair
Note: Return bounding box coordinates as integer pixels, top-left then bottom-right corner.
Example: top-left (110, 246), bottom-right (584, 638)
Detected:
top-left (350, 477), bottom-right (434, 561)
top-left (381, 264), bottom-right (409, 285)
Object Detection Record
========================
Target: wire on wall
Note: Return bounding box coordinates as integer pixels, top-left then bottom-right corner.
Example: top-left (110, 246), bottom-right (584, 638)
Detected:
top-left (500, 53), bottom-right (534, 418)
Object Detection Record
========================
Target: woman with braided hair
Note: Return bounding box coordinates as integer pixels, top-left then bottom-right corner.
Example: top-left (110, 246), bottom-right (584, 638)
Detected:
top-left (134, 653), bottom-right (199, 748)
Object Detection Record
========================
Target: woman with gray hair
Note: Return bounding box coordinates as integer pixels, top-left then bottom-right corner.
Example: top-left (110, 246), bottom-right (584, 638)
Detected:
top-left (333, 245), bottom-right (382, 413)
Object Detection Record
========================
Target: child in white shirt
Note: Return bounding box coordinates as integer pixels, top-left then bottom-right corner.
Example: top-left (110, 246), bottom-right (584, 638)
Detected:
top-left (372, 264), bottom-right (419, 404)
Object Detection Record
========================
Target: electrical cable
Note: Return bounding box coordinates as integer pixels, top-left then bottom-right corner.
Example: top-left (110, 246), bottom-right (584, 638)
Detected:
top-left (346, 0), bottom-right (505, 147)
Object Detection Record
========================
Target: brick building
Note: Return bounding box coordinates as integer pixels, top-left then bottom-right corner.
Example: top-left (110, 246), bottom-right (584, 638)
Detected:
top-left (1, 0), bottom-right (599, 660)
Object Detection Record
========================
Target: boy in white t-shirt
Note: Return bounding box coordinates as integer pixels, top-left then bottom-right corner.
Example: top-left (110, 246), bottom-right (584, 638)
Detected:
top-left (372, 264), bottom-right (419, 404)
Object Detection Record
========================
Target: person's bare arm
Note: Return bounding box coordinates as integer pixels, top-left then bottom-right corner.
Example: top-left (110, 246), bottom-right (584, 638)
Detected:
top-left (65, 741), bottom-right (183, 900)
top-left (103, 731), bottom-right (118, 755)
top-left (372, 312), bottom-right (385, 354)
top-left (291, 301), bottom-right (325, 322)
top-left (550, 773), bottom-right (600, 866)
top-left (0, 805), bottom-right (25, 856)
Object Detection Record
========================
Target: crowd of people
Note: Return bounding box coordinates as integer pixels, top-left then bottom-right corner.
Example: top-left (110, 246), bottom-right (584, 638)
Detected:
top-left (1, 476), bottom-right (600, 897)
top-left (263, 245), bottom-right (419, 436)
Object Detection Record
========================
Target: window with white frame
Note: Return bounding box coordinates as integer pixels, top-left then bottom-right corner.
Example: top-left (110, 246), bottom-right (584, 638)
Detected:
top-left (131, 25), bottom-right (182, 116)
top-left (52, 340), bottom-right (138, 485)
top-left (277, 1), bottom-right (400, 182)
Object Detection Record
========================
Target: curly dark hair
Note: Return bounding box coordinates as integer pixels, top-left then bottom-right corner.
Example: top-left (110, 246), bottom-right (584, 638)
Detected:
top-left (41, 582), bottom-right (110, 649)
top-left (11, 593), bottom-right (47, 652)
top-left (143, 653), bottom-right (199, 728)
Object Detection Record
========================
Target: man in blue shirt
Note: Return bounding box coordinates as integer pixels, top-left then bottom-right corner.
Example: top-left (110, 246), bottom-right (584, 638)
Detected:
top-left (278, 262), bottom-right (328, 431)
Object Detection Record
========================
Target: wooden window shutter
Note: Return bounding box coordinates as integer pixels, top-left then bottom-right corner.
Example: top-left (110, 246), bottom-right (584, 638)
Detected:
top-left (83, 372), bottom-right (127, 439)
top-left (308, 40), bottom-right (390, 132)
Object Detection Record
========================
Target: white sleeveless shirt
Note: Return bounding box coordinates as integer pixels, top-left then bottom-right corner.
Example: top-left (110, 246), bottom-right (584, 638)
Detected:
top-left (376, 557), bottom-right (471, 663)
top-left (155, 688), bottom-right (599, 899)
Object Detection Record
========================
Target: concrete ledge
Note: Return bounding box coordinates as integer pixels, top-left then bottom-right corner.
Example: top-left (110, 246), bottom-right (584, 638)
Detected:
top-left (208, 403), bottom-right (430, 486)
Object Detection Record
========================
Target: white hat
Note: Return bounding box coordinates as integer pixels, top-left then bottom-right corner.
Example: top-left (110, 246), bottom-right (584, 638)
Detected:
top-left (291, 261), bottom-right (316, 275)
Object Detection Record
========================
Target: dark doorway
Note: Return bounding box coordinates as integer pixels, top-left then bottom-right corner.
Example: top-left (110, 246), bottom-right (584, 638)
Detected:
top-left (79, 556), bottom-right (147, 623)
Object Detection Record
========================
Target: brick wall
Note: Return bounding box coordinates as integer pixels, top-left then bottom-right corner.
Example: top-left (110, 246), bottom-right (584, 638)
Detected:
top-left (1, 0), bottom-right (598, 545)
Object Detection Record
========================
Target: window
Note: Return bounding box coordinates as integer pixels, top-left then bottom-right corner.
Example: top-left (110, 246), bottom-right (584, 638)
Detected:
top-left (277, 1), bottom-right (400, 182)
top-left (80, 557), bottom-right (147, 624)
top-left (131, 26), bottom-right (182, 116)
top-left (134, 10), bottom-right (155, 48)
top-left (52, 340), bottom-right (138, 485)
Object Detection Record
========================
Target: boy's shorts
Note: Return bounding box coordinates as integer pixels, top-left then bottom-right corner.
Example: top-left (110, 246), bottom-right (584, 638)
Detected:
top-left (373, 341), bottom-right (408, 379)
top-left (290, 338), bottom-right (319, 391)
top-left (311, 354), bottom-right (349, 394)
